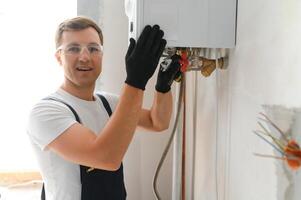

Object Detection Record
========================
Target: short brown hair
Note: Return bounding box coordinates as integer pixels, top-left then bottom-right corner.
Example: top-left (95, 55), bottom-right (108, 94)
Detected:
top-left (55, 16), bottom-right (103, 48)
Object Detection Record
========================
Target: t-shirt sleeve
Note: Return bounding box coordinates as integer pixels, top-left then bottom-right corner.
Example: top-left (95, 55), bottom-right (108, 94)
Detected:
top-left (27, 100), bottom-right (78, 151)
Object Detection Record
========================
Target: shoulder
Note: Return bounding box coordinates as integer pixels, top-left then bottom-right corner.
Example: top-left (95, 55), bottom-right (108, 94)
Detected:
top-left (27, 97), bottom-right (77, 133)
top-left (29, 97), bottom-right (75, 119)
top-left (27, 97), bottom-right (78, 148)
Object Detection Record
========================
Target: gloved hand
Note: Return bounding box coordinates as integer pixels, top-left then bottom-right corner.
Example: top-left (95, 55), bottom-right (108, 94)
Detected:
top-left (155, 54), bottom-right (182, 93)
top-left (125, 25), bottom-right (167, 90)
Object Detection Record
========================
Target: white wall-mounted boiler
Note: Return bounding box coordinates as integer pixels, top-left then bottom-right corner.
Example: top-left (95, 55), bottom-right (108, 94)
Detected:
top-left (125, 0), bottom-right (237, 48)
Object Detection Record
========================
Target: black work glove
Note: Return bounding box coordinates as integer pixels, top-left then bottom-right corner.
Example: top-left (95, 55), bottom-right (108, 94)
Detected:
top-left (155, 54), bottom-right (182, 93)
top-left (125, 25), bottom-right (167, 90)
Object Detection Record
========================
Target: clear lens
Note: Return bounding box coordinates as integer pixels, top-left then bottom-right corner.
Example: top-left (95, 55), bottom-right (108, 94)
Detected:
top-left (58, 44), bottom-right (103, 56)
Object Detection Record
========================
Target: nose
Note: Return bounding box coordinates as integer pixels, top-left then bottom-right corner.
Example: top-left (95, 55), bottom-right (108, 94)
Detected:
top-left (78, 47), bottom-right (91, 61)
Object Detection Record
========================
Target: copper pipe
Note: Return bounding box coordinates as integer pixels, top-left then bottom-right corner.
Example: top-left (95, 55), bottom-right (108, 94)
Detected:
top-left (181, 76), bottom-right (186, 200)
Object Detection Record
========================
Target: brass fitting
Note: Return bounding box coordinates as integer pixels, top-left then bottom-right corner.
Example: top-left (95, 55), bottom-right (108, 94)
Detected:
top-left (200, 57), bottom-right (224, 77)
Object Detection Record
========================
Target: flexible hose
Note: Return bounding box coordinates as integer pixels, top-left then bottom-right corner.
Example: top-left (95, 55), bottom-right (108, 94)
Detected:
top-left (153, 75), bottom-right (185, 200)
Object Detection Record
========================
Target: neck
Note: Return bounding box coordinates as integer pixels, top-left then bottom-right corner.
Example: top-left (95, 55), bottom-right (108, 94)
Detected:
top-left (61, 81), bottom-right (95, 101)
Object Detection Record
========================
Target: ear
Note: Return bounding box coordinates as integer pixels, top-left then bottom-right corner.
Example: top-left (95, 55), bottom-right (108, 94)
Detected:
top-left (55, 51), bottom-right (63, 66)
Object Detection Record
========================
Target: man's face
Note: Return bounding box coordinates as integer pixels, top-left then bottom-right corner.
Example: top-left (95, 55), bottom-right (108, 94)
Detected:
top-left (56, 27), bottom-right (103, 89)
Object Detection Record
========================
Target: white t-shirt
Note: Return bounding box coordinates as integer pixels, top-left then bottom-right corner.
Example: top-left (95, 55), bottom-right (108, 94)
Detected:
top-left (27, 88), bottom-right (119, 200)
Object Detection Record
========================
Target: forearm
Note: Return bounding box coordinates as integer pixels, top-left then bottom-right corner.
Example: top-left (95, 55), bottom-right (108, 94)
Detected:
top-left (150, 91), bottom-right (173, 130)
top-left (137, 91), bottom-right (173, 132)
top-left (93, 84), bottom-right (143, 169)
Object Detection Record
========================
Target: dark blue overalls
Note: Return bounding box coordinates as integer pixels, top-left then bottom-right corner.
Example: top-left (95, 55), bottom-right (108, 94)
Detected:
top-left (41, 94), bottom-right (127, 200)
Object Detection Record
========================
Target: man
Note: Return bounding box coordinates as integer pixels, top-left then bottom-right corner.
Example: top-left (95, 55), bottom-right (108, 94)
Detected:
top-left (27, 16), bottom-right (181, 200)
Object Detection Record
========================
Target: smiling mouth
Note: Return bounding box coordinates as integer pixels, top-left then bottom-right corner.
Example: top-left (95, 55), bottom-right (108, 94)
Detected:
top-left (76, 67), bottom-right (93, 71)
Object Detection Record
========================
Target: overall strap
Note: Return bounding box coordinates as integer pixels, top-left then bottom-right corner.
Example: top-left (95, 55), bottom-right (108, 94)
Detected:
top-left (96, 94), bottom-right (112, 116)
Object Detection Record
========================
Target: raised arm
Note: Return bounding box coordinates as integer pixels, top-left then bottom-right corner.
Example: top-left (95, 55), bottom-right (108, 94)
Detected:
top-left (138, 54), bottom-right (181, 132)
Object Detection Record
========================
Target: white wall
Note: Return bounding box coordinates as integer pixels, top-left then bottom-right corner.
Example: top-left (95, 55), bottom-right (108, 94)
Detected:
top-left (0, 0), bottom-right (75, 172)
top-left (187, 0), bottom-right (301, 199)
top-left (227, 0), bottom-right (301, 199)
